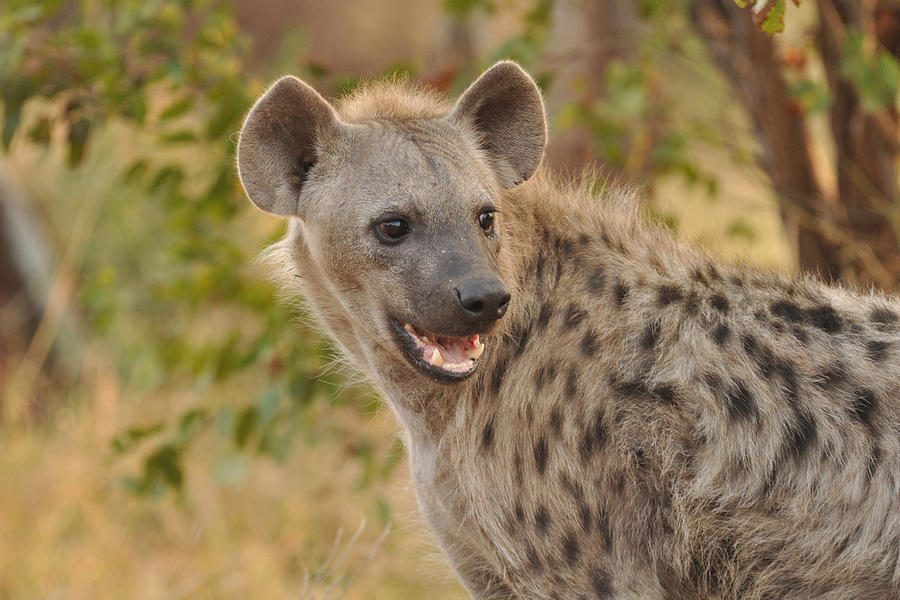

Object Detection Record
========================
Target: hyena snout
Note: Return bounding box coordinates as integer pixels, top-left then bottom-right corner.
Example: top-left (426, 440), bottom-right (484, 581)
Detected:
top-left (453, 275), bottom-right (511, 328)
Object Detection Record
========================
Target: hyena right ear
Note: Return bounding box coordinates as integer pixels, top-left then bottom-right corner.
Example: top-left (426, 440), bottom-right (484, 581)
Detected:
top-left (449, 61), bottom-right (547, 188)
top-left (237, 76), bottom-right (341, 216)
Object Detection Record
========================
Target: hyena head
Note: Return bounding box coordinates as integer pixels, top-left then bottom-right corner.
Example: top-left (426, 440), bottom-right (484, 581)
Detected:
top-left (237, 62), bottom-right (546, 383)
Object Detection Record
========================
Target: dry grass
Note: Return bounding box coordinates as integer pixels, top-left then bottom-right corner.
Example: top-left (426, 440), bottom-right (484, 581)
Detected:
top-left (0, 369), bottom-right (468, 599)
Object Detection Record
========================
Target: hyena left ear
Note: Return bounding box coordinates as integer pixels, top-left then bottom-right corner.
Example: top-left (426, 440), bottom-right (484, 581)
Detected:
top-left (449, 61), bottom-right (547, 188)
top-left (237, 76), bottom-right (342, 216)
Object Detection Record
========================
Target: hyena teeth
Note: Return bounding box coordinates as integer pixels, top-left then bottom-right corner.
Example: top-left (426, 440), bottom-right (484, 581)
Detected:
top-left (431, 348), bottom-right (444, 366)
top-left (464, 343), bottom-right (484, 360)
top-left (404, 323), bottom-right (416, 335)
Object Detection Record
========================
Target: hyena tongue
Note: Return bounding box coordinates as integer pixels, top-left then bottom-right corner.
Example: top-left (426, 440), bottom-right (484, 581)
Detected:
top-left (423, 334), bottom-right (482, 370)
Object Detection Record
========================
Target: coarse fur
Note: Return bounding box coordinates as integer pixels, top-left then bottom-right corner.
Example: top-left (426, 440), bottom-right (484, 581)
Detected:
top-left (238, 62), bottom-right (900, 599)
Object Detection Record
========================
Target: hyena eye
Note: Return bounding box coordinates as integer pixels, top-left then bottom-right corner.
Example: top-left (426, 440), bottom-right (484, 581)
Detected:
top-left (478, 209), bottom-right (496, 232)
top-left (376, 218), bottom-right (411, 243)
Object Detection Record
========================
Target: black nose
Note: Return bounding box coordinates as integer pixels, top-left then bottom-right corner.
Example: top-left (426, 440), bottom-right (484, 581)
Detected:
top-left (454, 276), bottom-right (511, 326)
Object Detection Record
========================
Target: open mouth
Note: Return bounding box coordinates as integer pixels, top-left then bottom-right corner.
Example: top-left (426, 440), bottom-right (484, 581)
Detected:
top-left (390, 320), bottom-right (485, 382)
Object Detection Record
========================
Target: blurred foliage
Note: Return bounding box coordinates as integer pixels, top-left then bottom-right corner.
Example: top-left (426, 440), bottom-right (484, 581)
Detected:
top-left (841, 29), bottom-right (900, 113)
top-left (0, 0), bottom-right (382, 498)
top-left (3, 0), bottom-right (897, 502)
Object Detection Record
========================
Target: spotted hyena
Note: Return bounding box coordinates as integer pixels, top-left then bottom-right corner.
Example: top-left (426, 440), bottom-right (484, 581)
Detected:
top-left (237, 62), bottom-right (900, 599)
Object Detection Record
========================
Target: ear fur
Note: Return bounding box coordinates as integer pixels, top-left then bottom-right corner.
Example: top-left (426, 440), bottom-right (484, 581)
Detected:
top-left (449, 61), bottom-right (547, 188)
top-left (237, 76), bottom-right (340, 216)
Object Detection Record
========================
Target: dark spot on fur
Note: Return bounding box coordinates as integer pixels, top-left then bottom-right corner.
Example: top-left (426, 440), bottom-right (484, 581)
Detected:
top-left (870, 307), bottom-right (898, 329)
top-left (535, 505), bottom-right (550, 532)
top-left (712, 323), bottom-right (730, 346)
top-left (654, 385), bottom-right (678, 406)
top-left (537, 303), bottom-right (554, 330)
top-left (791, 325), bottom-right (809, 344)
top-left (592, 410), bottom-right (608, 449)
top-left (658, 285), bottom-right (683, 306)
top-left (563, 533), bottom-right (580, 565)
top-left (546, 364), bottom-right (557, 386)
top-left (566, 368), bottom-right (579, 398)
top-left (641, 321), bottom-right (662, 350)
top-left (613, 280), bottom-right (629, 307)
top-left (866, 340), bottom-right (891, 362)
top-left (535, 365), bottom-right (547, 390)
top-left (579, 500), bottom-right (592, 531)
top-left (591, 569), bottom-right (614, 598)
top-left (579, 410), bottom-right (608, 462)
top-left (849, 388), bottom-right (877, 429)
top-left (783, 410), bottom-right (817, 460)
top-left (491, 361), bottom-right (507, 395)
top-left (632, 446), bottom-right (647, 469)
top-left (691, 268), bottom-right (708, 285)
top-left (534, 437), bottom-right (549, 475)
top-left (596, 507), bottom-right (613, 550)
top-left (565, 304), bottom-right (588, 329)
top-left (527, 543), bottom-right (543, 571)
top-left (808, 304), bottom-right (842, 333)
top-left (514, 501), bottom-right (525, 523)
top-left (708, 264), bottom-right (723, 282)
top-left (560, 472), bottom-right (583, 501)
top-left (741, 333), bottom-right (774, 379)
top-left (777, 359), bottom-right (800, 406)
top-left (515, 323), bottom-right (532, 352)
top-left (549, 406), bottom-right (563, 438)
top-left (588, 268), bottom-right (606, 293)
top-left (611, 377), bottom-right (646, 398)
top-left (816, 364), bottom-right (848, 389)
top-left (582, 330), bottom-right (601, 357)
top-left (514, 448), bottom-right (523, 487)
top-left (710, 293), bottom-right (729, 314)
top-left (771, 300), bottom-right (804, 324)
top-left (481, 419), bottom-right (494, 449)
top-left (726, 380), bottom-right (757, 422)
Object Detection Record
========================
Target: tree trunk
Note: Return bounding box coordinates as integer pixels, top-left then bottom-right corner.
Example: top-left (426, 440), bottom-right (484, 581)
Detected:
top-left (692, 0), bottom-right (900, 289)
top-left (817, 0), bottom-right (900, 288)
top-left (691, 0), bottom-right (842, 282)
top-left (543, 0), bottom-right (637, 173)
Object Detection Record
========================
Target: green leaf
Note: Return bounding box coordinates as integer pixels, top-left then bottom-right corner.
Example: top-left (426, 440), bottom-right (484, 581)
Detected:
top-left (159, 130), bottom-right (197, 143)
top-left (158, 96), bottom-right (193, 120)
top-left (110, 422), bottom-right (165, 455)
top-left (67, 117), bottom-right (92, 164)
top-left (759, 0), bottom-right (786, 34)
top-left (726, 217), bottom-right (757, 241)
top-left (233, 405), bottom-right (258, 448)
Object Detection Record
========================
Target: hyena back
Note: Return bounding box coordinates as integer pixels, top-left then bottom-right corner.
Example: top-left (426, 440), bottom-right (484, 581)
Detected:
top-left (237, 62), bottom-right (900, 599)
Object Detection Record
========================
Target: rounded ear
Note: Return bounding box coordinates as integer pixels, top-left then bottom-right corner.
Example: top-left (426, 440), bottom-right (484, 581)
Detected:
top-left (449, 61), bottom-right (547, 188)
top-left (237, 76), bottom-right (340, 216)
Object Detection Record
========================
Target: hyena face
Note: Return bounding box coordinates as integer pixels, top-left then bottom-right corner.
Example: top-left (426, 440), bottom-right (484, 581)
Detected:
top-left (237, 63), bottom-right (546, 383)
